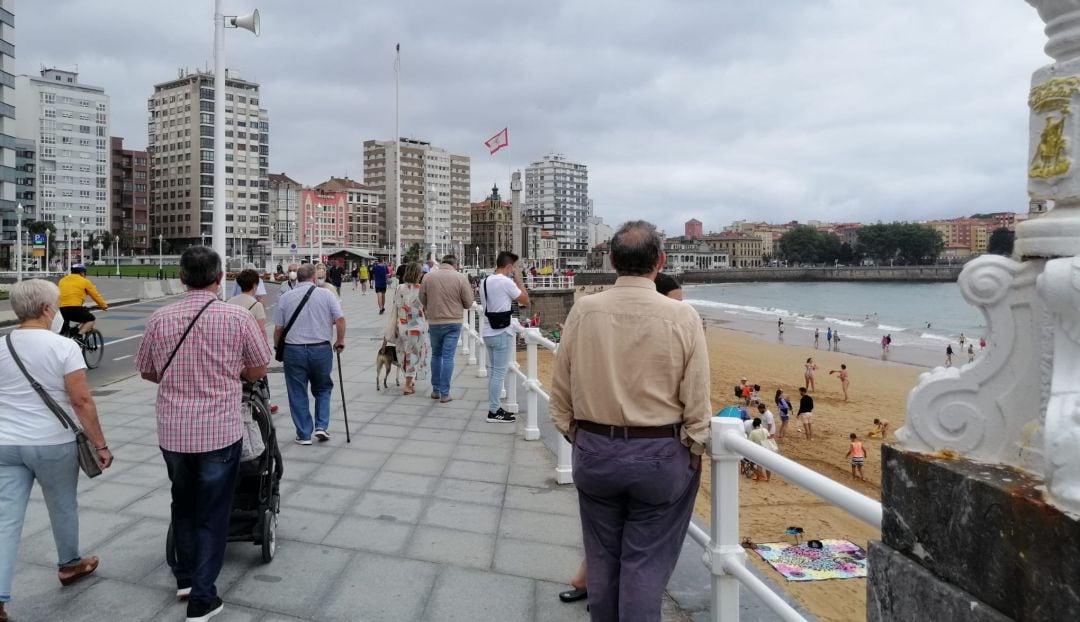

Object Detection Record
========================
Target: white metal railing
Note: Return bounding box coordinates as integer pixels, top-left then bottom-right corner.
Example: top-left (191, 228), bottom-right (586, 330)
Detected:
top-left (693, 417), bottom-right (882, 621)
top-left (524, 275), bottom-right (575, 290)
top-left (460, 304), bottom-right (573, 484)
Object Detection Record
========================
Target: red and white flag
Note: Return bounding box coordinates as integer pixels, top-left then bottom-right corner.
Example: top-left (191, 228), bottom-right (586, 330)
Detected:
top-left (485, 128), bottom-right (509, 155)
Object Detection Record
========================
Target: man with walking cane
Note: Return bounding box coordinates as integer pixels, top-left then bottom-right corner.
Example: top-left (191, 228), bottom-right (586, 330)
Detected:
top-left (272, 264), bottom-right (346, 445)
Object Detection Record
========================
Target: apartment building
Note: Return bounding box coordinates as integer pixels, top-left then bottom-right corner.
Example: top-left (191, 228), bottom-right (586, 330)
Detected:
top-left (524, 154), bottom-right (590, 269)
top-left (0, 1), bottom-right (16, 267)
top-left (315, 176), bottom-right (383, 250)
top-left (470, 183), bottom-right (513, 268)
top-left (701, 232), bottom-right (764, 268)
top-left (147, 68), bottom-right (269, 258)
top-left (15, 68), bottom-right (110, 254)
top-left (363, 137), bottom-right (470, 255)
top-left (110, 137), bottom-right (149, 251)
top-left (268, 172), bottom-right (300, 246)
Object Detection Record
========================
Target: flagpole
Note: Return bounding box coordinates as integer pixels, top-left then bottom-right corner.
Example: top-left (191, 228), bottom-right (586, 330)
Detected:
top-left (394, 43), bottom-right (402, 268)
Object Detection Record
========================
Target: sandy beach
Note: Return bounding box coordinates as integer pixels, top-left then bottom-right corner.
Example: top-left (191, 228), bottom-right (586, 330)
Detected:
top-left (523, 319), bottom-right (924, 622)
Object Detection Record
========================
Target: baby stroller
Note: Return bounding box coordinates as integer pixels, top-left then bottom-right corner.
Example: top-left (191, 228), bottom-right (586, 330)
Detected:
top-left (166, 378), bottom-right (284, 564)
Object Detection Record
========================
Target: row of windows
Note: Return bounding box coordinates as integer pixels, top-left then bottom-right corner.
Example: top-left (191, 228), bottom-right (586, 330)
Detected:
top-left (41, 93), bottom-right (106, 111)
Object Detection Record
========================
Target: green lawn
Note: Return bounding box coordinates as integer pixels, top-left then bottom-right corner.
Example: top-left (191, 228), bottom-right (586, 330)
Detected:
top-left (86, 265), bottom-right (181, 278)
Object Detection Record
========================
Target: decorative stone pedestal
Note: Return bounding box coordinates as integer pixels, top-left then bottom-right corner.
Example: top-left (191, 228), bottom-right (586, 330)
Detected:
top-left (869, 445), bottom-right (1080, 621)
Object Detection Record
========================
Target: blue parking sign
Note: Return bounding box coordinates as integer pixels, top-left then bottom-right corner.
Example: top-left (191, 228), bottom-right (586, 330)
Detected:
top-left (32, 233), bottom-right (45, 246)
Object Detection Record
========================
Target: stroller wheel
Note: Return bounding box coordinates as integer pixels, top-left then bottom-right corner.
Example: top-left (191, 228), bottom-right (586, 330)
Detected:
top-left (261, 510), bottom-right (277, 563)
top-left (165, 521), bottom-right (177, 567)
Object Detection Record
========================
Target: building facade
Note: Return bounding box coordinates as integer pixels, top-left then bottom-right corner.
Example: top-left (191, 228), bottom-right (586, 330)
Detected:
top-left (109, 137), bottom-right (149, 251)
top-left (298, 186), bottom-right (347, 258)
top-left (701, 233), bottom-right (764, 268)
top-left (363, 138), bottom-right (470, 257)
top-left (268, 172), bottom-right (300, 246)
top-left (665, 237), bottom-right (730, 271)
top-left (0, 1), bottom-right (16, 267)
top-left (147, 69), bottom-right (269, 258)
top-left (587, 215), bottom-right (614, 250)
top-left (14, 68), bottom-right (110, 259)
top-left (524, 154), bottom-right (590, 269)
top-left (685, 218), bottom-right (703, 239)
top-left (470, 184), bottom-right (513, 268)
top-left (315, 176), bottom-right (383, 250)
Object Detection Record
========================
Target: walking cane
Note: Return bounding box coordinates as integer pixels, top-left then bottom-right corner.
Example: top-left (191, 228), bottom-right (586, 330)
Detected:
top-left (335, 347), bottom-right (351, 443)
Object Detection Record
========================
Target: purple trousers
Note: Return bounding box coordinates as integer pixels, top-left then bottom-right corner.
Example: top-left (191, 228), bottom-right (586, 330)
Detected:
top-left (573, 428), bottom-right (701, 622)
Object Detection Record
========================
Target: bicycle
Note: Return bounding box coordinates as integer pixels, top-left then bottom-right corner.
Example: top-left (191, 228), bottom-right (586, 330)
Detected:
top-left (68, 324), bottom-right (105, 369)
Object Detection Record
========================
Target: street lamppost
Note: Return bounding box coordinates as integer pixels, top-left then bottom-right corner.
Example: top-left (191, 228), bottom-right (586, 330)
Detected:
top-left (308, 215), bottom-right (315, 264)
top-left (114, 236), bottom-right (120, 276)
top-left (78, 217), bottom-right (87, 265)
top-left (62, 215), bottom-right (71, 273)
top-left (158, 233), bottom-right (164, 276)
top-left (15, 203), bottom-right (22, 281)
top-left (44, 229), bottom-right (50, 274)
top-left (213, 0), bottom-right (260, 297)
top-left (475, 245), bottom-right (479, 270)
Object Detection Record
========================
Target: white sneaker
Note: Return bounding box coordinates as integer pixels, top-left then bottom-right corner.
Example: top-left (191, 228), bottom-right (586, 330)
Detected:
top-left (314, 429), bottom-right (330, 442)
top-left (294, 437), bottom-right (312, 446)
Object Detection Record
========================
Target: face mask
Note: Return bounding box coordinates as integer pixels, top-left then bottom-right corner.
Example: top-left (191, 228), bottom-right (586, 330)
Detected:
top-left (316, 278), bottom-right (326, 286)
top-left (49, 305), bottom-right (64, 334)
top-left (288, 271), bottom-right (298, 281)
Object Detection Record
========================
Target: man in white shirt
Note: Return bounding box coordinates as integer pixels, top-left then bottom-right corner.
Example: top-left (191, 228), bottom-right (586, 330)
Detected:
top-left (279, 263), bottom-right (300, 297)
top-left (756, 403), bottom-right (776, 436)
top-left (479, 251), bottom-right (529, 423)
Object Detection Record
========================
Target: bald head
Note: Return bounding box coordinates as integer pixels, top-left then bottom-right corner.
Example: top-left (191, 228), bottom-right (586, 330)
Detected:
top-left (611, 220), bottom-right (663, 277)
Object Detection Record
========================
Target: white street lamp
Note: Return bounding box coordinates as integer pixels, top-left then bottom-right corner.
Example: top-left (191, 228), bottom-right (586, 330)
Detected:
top-left (158, 233), bottom-right (164, 275)
top-left (62, 215), bottom-right (71, 273)
top-left (44, 229), bottom-right (50, 274)
top-left (475, 245), bottom-right (479, 270)
top-left (78, 218), bottom-right (87, 266)
top-left (114, 236), bottom-right (120, 276)
top-left (15, 203), bottom-right (23, 282)
top-left (214, 0), bottom-right (260, 297)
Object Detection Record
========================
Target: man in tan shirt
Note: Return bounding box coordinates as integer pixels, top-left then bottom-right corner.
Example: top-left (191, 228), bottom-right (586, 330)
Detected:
top-left (419, 254), bottom-right (475, 402)
top-left (550, 220), bottom-right (711, 621)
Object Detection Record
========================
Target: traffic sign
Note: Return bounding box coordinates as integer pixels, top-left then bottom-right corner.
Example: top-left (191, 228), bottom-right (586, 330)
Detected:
top-left (32, 233), bottom-right (45, 246)
top-left (289, 242), bottom-right (297, 252)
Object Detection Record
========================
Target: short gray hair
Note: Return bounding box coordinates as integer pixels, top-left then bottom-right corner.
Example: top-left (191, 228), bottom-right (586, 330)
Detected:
top-left (10, 279), bottom-right (60, 321)
top-left (296, 263), bottom-right (316, 282)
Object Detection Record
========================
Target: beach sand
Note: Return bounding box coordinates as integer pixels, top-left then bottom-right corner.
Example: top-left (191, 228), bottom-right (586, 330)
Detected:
top-left (522, 323), bottom-right (923, 622)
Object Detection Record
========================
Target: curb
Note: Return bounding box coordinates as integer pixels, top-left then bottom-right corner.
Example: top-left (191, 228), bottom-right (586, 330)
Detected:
top-left (0, 297), bottom-right (143, 328)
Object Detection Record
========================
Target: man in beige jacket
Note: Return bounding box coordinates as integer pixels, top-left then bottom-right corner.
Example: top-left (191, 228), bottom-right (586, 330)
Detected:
top-left (419, 254), bottom-right (475, 402)
top-left (550, 220), bottom-right (711, 621)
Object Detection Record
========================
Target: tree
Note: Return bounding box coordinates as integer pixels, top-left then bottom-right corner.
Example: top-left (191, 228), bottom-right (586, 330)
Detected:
top-left (987, 227), bottom-right (1015, 256)
top-left (855, 222), bottom-right (943, 265)
top-left (778, 226), bottom-right (823, 265)
top-left (403, 243), bottom-right (422, 265)
top-left (116, 230), bottom-right (135, 254)
top-left (838, 242), bottom-right (855, 265)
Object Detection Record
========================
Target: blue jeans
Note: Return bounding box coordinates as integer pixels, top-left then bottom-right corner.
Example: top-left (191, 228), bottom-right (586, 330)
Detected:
top-left (0, 442), bottom-right (82, 603)
top-left (283, 343), bottom-right (334, 440)
top-left (162, 441), bottom-right (241, 604)
top-left (484, 332), bottom-right (514, 413)
top-left (429, 323), bottom-right (462, 398)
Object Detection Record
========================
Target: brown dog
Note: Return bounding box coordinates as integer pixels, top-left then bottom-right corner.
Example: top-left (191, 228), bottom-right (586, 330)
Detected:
top-left (376, 340), bottom-right (401, 390)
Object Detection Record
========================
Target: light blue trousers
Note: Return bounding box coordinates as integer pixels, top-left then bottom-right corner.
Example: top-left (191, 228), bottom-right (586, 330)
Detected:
top-left (484, 332), bottom-right (515, 413)
top-left (0, 442), bottom-right (82, 603)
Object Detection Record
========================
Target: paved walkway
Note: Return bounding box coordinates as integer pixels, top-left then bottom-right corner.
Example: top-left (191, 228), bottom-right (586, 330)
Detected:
top-left (9, 290), bottom-right (694, 622)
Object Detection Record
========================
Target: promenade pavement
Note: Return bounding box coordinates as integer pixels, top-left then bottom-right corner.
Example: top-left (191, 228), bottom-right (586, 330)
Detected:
top-left (7, 286), bottom-right (694, 622)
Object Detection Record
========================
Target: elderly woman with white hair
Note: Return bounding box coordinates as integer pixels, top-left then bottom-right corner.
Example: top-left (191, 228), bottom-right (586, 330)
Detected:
top-left (0, 279), bottom-right (112, 622)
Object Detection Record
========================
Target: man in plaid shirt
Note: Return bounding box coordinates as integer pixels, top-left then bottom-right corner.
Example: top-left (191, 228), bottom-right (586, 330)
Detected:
top-left (135, 246), bottom-right (271, 622)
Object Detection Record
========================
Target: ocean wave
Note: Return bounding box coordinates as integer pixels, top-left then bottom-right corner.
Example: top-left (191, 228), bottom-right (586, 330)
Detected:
top-left (877, 324), bottom-right (908, 332)
top-left (686, 299), bottom-right (791, 318)
top-left (822, 317), bottom-right (865, 328)
top-left (919, 333), bottom-right (953, 343)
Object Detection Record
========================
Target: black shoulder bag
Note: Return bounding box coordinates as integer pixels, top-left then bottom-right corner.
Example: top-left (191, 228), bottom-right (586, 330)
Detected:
top-left (275, 285), bottom-right (316, 362)
top-left (159, 298), bottom-right (216, 378)
top-left (483, 277), bottom-right (512, 329)
top-left (6, 333), bottom-right (103, 478)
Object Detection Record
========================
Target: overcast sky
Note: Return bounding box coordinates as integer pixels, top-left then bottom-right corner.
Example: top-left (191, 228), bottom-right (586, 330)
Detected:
top-left (17, 0), bottom-right (1049, 235)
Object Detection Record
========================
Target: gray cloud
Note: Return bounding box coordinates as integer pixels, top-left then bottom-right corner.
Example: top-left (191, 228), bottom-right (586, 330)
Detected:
top-left (16, 0), bottom-right (1048, 235)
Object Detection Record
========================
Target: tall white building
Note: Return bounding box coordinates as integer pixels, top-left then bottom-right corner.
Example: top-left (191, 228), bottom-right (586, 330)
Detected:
top-left (363, 138), bottom-right (470, 257)
top-left (524, 154), bottom-right (590, 268)
top-left (0, 1), bottom-right (17, 269)
top-left (587, 215), bottom-right (614, 249)
top-left (15, 68), bottom-right (110, 255)
top-left (147, 69), bottom-right (269, 259)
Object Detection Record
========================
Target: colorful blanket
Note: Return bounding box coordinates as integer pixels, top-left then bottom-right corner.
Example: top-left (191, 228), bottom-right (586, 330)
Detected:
top-left (751, 539), bottom-right (867, 581)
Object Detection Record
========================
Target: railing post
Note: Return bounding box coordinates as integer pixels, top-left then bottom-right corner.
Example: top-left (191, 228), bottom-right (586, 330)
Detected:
top-left (476, 328), bottom-right (488, 378)
top-left (708, 417), bottom-right (747, 622)
top-left (467, 307), bottom-right (478, 365)
top-left (505, 358), bottom-right (519, 413)
top-left (556, 435), bottom-right (573, 483)
top-left (462, 308), bottom-right (471, 357)
top-left (524, 328), bottom-right (541, 440)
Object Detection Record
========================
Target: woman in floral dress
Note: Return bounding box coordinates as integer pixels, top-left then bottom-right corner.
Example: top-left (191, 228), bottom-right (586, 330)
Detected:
top-left (389, 262), bottom-right (429, 395)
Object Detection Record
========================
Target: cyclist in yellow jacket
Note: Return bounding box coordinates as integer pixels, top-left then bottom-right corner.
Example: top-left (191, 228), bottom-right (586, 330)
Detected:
top-left (58, 264), bottom-right (107, 337)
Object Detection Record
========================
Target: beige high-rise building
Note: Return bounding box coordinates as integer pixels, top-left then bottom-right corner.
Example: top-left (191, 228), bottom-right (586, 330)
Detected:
top-left (362, 138), bottom-right (470, 257)
top-left (147, 69), bottom-right (269, 259)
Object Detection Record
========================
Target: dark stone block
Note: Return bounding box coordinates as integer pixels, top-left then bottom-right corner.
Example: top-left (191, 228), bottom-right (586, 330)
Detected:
top-left (868, 541), bottom-right (1011, 622)
top-left (880, 444), bottom-right (1080, 621)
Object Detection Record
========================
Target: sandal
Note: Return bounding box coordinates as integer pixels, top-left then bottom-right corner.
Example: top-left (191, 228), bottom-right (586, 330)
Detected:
top-left (58, 555), bottom-right (99, 586)
top-left (403, 388), bottom-right (415, 395)
top-left (558, 587), bottom-right (588, 603)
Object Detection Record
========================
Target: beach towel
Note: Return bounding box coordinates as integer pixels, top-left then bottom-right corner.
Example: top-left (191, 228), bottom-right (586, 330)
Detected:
top-left (751, 539), bottom-right (867, 581)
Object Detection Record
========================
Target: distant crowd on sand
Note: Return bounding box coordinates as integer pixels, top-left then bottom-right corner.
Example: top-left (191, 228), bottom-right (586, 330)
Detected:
top-left (728, 354), bottom-right (889, 483)
top-left (778, 319), bottom-right (843, 352)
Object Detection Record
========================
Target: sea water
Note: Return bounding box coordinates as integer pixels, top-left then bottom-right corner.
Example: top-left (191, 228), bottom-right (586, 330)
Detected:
top-left (684, 281), bottom-right (984, 366)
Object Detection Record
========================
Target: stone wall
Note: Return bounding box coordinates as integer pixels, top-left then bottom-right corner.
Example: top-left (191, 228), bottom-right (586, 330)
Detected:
top-left (573, 265), bottom-right (963, 286)
top-left (527, 290), bottom-right (574, 330)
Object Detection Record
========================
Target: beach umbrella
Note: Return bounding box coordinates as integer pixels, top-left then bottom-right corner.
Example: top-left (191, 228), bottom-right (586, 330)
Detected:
top-left (716, 406), bottom-right (743, 419)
